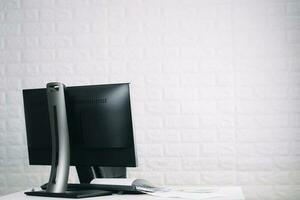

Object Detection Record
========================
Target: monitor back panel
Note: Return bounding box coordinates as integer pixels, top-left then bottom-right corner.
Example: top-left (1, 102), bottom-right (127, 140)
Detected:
top-left (23, 83), bottom-right (136, 167)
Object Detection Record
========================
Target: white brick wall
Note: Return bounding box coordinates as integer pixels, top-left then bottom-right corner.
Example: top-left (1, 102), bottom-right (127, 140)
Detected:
top-left (0, 0), bottom-right (300, 199)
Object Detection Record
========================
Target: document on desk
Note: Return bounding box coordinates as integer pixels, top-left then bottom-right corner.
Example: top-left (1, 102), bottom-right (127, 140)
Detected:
top-left (136, 186), bottom-right (223, 200)
top-left (91, 178), bottom-right (244, 200)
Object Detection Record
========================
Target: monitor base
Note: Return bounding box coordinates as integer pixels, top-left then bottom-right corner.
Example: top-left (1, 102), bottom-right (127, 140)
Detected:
top-left (41, 183), bottom-right (143, 194)
top-left (25, 189), bottom-right (112, 198)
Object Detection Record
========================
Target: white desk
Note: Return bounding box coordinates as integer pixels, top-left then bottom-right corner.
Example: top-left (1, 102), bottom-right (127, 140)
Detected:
top-left (0, 187), bottom-right (244, 200)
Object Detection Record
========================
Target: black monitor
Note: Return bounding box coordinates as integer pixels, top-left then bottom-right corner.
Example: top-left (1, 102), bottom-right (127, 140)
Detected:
top-left (22, 83), bottom-right (136, 198)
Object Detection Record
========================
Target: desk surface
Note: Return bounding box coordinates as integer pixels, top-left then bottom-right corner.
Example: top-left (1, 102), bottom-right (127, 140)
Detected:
top-left (0, 187), bottom-right (244, 200)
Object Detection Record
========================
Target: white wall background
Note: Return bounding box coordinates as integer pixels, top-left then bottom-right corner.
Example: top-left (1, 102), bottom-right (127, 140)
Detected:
top-left (0, 0), bottom-right (300, 199)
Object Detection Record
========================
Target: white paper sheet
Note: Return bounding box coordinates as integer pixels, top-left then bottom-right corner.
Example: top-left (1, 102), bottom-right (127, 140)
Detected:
top-left (91, 178), bottom-right (137, 186)
top-left (136, 186), bottom-right (222, 200)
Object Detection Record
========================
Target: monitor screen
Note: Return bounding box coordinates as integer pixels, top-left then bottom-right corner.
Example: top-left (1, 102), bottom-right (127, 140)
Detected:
top-left (23, 83), bottom-right (136, 167)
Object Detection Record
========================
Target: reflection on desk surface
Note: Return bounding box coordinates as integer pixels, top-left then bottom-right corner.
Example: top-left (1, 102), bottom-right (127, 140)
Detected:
top-left (0, 186), bottom-right (244, 200)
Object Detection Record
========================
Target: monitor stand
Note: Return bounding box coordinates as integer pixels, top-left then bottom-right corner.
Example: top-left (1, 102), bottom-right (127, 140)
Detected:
top-left (25, 82), bottom-right (112, 198)
top-left (76, 166), bottom-right (126, 183)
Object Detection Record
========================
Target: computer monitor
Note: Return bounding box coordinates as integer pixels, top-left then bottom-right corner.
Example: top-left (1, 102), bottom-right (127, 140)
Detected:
top-left (22, 83), bottom-right (136, 197)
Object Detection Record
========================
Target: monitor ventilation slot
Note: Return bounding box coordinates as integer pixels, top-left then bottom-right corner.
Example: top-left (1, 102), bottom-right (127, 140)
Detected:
top-left (73, 97), bottom-right (107, 104)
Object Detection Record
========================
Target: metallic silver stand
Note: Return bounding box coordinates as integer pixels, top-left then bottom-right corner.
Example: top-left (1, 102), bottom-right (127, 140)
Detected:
top-left (25, 82), bottom-right (111, 198)
top-left (46, 82), bottom-right (70, 193)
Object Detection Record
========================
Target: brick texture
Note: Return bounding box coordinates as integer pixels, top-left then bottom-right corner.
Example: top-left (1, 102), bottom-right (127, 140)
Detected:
top-left (0, 0), bottom-right (300, 199)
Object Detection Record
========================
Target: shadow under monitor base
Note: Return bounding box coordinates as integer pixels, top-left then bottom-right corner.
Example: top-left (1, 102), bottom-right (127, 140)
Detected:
top-left (25, 189), bottom-right (112, 198)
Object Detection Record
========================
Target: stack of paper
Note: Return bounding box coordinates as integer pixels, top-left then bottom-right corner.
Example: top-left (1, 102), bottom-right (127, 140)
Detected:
top-left (136, 186), bottom-right (222, 200)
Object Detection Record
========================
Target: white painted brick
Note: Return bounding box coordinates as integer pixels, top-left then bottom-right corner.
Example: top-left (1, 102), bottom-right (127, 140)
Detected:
top-left (21, 78), bottom-right (45, 89)
top-left (90, 48), bottom-right (108, 60)
top-left (137, 144), bottom-right (163, 157)
top-left (0, 0), bottom-right (20, 9)
top-left (0, 24), bottom-right (21, 36)
top-left (181, 100), bottom-right (216, 114)
top-left (219, 143), bottom-right (236, 155)
top-left (22, 22), bottom-right (55, 35)
top-left (199, 115), bottom-right (217, 128)
top-left (164, 87), bottom-right (198, 100)
top-left (237, 100), bottom-right (300, 114)
top-left (181, 73), bottom-right (216, 86)
top-left (0, 175), bottom-right (5, 188)
top-left (22, 50), bottom-right (55, 62)
top-left (237, 157), bottom-right (273, 171)
top-left (5, 91), bottom-right (22, 105)
top-left (201, 171), bottom-right (236, 185)
top-left (182, 157), bottom-right (218, 171)
top-left (216, 72), bottom-right (234, 86)
top-left (236, 86), bottom-right (255, 99)
top-left (217, 128), bottom-right (236, 142)
top-left (199, 86), bottom-right (234, 100)
top-left (0, 92), bottom-right (5, 105)
top-left (145, 158), bottom-right (181, 171)
top-left (0, 51), bottom-right (21, 63)
top-left (255, 143), bottom-right (289, 156)
top-left (6, 119), bottom-right (24, 132)
top-left (5, 132), bottom-right (24, 146)
top-left (40, 63), bottom-right (74, 75)
top-left (5, 37), bottom-right (39, 49)
top-left (127, 60), bottom-right (161, 73)
top-left (21, 0), bottom-right (54, 9)
top-left (181, 129), bottom-right (217, 142)
top-left (217, 100), bottom-right (235, 114)
top-left (108, 46), bottom-right (136, 59)
top-left (0, 78), bottom-right (21, 90)
top-left (289, 171), bottom-right (300, 184)
top-left (55, 49), bottom-right (90, 62)
top-left (237, 115), bottom-right (288, 128)
top-left (73, 35), bottom-right (107, 48)
top-left (270, 171), bottom-right (291, 185)
top-left (273, 156), bottom-right (300, 170)
top-left (273, 185), bottom-right (300, 200)
top-left (131, 87), bottom-right (162, 101)
top-left (237, 144), bottom-right (256, 157)
top-left (200, 114), bottom-right (235, 128)
top-left (145, 101), bottom-right (180, 114)
top-left (290, 142), bottom-right (300, 155)
top-left (0, 146), bottom-right (6, 159)
top-left (237, 128), bottom-right (299, 143)
top-left (145, 74), bottom-right (180, 87)
top-left (0, 38), bottom-right (4, 50)
top-left (219, 157), bottom-right (236, 170)
top-left (5, 173), bottom-right (26, 187)
top-left (134, 115), bottom-right (163, 129)
top-left (163, 32), bottom-right (198, 46)
top-left (39, 9), bottom-right (72, 21)
top-left (288, 30), bottom-right (300, 43)
top-left (56, 22), bottom-right (90, 34)
top-left (144, 129), bottom-right (181, 143)
top-left (164, 143), bottom-right (199, 157)
top-left (0, 12), bottom-right (4, 23)
top-left (165, 116), bottom-right (199, 129)
top-left (219, 115), bottom-right (235, 128)
top-left (0, 106), bottom-right (6, 119)
top-left (144, 46), bottom-right (179, 59)
top-left (7, 146), bottom-right (27, 159)
top-left (162, 60), bottom-right (198, 73)
top-left (40, 36), bottom-right (73, 48)
top-left (6, 105), bottom-right (23, 118)
top-left (238, 172), bottom-right (257, 185)
top-left (202, 143), bottom-right (218, 156)
top-left (287, 2), bottom-right (300, 16)
top-left (5, 10), bottom-right (38, 22)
